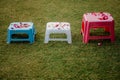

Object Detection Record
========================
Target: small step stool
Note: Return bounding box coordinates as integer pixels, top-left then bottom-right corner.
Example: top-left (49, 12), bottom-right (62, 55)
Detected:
top-left (44, 22), bottom-right (72, 44)
top-left (7, 22), bottom-right (36, 44)
top-left (81, 12), bottom-right (115, 43)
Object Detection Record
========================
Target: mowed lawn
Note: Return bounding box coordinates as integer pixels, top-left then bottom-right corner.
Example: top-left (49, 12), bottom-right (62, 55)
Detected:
top-left (0, 0), bottom-right (120, 80)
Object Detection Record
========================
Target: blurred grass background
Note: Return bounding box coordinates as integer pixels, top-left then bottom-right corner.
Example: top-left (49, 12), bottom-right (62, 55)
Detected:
top-left (0, 0), bottom-right (120, 80)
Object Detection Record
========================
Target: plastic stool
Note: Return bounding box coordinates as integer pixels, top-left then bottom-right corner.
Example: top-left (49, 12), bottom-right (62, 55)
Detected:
top-left (81, 12), bottom-right (115, 43)
top-left (7, 22), bottom-right (36, 44)
top-left (44, 22), bottom-right (72, 44)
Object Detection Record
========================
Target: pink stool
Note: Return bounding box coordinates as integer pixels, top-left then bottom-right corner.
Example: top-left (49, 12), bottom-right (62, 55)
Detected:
top-left (81, 12), bottom-right (115, 43)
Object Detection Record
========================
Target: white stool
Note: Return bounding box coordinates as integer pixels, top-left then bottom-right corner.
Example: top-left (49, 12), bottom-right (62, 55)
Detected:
top-left (44, 22), bottom-right (72, 44)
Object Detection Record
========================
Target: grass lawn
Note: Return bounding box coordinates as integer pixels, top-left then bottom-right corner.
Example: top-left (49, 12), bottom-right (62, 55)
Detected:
top-left (0, 0), bottom-right (120, 80)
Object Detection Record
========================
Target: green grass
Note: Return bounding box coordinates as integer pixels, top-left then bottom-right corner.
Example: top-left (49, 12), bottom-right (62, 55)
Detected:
top-left (0, 0), bottom-right (120, 80)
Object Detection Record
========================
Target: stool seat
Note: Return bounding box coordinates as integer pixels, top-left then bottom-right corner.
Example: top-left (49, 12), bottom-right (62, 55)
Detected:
top-left (44, 22), bottom-right (72, 44)
top-left (81, 12), bottom-right (115, 43)
top-left (7, 22), bottom-right (36, 44)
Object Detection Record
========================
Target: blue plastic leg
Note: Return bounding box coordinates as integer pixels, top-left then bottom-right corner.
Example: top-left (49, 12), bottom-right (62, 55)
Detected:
top-left (7, 30), bottom-right (11, 44)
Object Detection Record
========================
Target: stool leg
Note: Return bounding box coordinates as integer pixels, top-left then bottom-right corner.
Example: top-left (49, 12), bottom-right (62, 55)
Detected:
top-left (84, 22), bottom-right (89, 44)
top-left (7, 30), bottom-right (11, 44)
top-left (32, 30), bottom-right (36, 43)
top-left (44, 31), bottom-right (50, 43)
top-left (29, 29), bottom-right (33, 44)
top-left (110, 21), bottom-right (115, 42)
top-left (82, 19), bottom-right (89, 43)
top-left (32, 25), bottom-right (36, 42)
top-left (67, 31), bottom-right (72, 44)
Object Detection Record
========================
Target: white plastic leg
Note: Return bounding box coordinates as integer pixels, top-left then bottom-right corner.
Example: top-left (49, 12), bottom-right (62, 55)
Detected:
top-left (66, 31), bottom-right (72, 44)
top-left (44, 31), bottom-right (50, 43)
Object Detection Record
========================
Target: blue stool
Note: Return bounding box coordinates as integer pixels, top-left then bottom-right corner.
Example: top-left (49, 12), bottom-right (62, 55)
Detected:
top-left (7, 22), bottom-right (36, 44)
